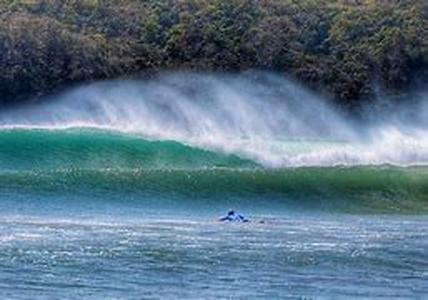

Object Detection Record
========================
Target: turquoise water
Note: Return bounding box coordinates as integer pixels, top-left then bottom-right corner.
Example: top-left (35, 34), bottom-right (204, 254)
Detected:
top-left (0, 128), bottom-right (427, 298)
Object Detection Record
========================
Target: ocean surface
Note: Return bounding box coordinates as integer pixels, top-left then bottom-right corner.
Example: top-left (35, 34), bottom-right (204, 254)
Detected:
top-left (1, 74), bottom-right (428, 299)
top-left (0, 128), bottom-right (426, 299)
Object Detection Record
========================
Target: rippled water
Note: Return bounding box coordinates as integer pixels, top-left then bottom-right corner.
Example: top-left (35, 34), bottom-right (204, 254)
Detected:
top-left (2, 72), bottom-right (428, 299)
top-left (0, 211), bottom-right (427, 299)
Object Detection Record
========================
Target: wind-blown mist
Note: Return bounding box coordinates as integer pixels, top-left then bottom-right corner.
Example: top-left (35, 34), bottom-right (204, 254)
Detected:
top-left (2, 73), bottom-right (428, 300)
top-left (1, 72), bottom-right (428, 167)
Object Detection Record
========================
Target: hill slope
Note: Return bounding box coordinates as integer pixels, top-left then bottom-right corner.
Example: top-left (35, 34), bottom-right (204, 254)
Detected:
top-left (0, 0), bottom-right (427, 108)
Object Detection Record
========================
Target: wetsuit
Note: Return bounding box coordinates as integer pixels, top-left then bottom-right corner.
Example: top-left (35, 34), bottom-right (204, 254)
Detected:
top-left (220, 211), bottom-right (248, 222)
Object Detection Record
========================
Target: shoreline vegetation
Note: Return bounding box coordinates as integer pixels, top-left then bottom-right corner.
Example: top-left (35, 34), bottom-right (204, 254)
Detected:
top-left (0, 0), bottom-right (427, 110)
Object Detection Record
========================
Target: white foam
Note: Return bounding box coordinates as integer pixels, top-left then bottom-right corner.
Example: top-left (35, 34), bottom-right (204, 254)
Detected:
top-left (1, 72), bottom-right (428, 167)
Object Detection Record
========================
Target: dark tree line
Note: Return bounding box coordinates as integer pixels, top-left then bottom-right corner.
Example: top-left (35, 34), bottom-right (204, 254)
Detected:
top-left (0, 0), bottom-right (427, 109)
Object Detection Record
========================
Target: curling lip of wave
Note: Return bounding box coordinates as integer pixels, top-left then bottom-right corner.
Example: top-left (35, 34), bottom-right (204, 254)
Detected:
top-left (1, 72), bottom-right (428, 167)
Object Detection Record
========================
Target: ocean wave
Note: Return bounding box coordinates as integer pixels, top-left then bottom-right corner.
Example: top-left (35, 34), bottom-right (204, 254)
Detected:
top-left (1, 73), bottom-right (428, 167)
top-left (1, 160), bottom-right (427, 213)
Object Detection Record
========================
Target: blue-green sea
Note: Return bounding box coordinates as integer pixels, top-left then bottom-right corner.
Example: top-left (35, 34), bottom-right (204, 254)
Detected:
top-left (0, 128), bottom-right (427, 299)
top-left (1, 73), bottom-right (428, 299)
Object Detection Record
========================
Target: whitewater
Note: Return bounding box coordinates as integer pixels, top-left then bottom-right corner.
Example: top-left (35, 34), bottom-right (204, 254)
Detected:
top-left (2, 72), bottom-right (428, 168)
top-left (0, 72), bottom-right (427, 299)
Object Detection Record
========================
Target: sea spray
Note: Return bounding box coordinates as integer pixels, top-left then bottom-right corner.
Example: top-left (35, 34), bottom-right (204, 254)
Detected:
top-left (0, 72), bottom-right (355, 167)
top-left (1, 72), bottom-right (428, 167)
top-left (1, 72), bottom-right (428, 212)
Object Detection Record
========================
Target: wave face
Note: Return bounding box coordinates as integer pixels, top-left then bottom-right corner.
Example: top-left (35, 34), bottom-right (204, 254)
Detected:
top-left (1, 166), bottom-right (427, 213)
top-left (1, 72), bottom-right (428, 213)
top-left (0, 128), bottom-right (427, 213)
top-left (0, 128), bottom-right (256, 171)
top-left (2, 72), bottom-right (428, 167)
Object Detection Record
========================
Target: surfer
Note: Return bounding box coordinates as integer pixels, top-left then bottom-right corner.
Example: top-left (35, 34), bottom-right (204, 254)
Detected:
top-left (219, 209), bottom-right (248, 222)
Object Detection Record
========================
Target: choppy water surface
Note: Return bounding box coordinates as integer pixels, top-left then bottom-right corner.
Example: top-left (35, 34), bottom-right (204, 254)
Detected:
top-left (0, 211), bottom-right (427, 299)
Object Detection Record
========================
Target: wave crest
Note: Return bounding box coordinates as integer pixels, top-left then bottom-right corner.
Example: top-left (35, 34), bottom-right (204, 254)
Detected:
top-left (1, 72), bottom-right (428, 167)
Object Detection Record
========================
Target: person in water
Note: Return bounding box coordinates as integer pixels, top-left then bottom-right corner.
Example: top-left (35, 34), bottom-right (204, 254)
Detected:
top-left (219, 209), bottom-right (248, 222)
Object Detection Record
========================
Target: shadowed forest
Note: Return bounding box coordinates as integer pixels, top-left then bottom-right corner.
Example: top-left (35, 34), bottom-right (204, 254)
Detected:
top-left (0, 0), bottom-right (427, 109)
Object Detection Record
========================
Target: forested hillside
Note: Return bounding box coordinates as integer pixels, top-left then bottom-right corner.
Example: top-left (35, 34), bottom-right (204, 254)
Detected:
top-left (0, 0), bottom-right (427, 109)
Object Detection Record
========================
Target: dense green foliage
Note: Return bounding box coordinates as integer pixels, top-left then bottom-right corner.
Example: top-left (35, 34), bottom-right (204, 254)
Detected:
top-left (0, 0), bottom-right (427, 108)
